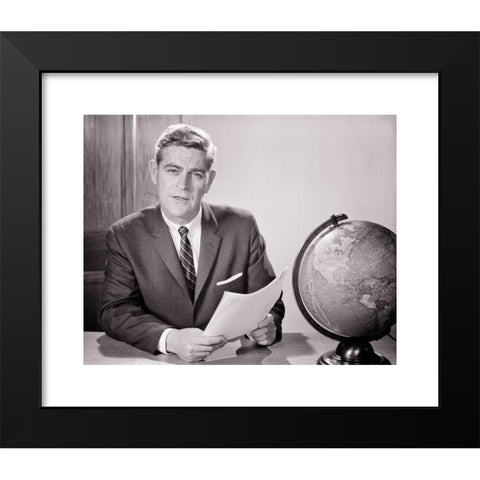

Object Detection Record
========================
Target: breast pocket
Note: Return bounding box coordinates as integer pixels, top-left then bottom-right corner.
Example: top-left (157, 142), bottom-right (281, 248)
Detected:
top-left (215, 272), bottom-right (246, 294)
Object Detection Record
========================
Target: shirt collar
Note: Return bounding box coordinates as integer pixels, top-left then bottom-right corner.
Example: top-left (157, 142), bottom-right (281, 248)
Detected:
top-left (161, 206), bottom-right (203, 235)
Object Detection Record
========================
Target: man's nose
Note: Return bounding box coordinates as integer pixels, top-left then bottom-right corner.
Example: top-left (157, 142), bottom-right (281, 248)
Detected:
top-left (177, 172), bottom-right (190, 189)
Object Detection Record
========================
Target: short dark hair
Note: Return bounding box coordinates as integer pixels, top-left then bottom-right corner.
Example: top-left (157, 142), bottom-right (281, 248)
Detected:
top-left (154, 124), bottom-right (217, 169)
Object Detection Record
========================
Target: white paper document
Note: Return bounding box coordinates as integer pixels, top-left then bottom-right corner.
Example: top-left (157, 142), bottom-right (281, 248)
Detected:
top-left (203, 269), bottom-right (288, 339)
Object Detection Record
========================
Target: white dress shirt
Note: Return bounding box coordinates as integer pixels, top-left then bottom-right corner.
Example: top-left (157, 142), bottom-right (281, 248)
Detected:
top-left (157, 207), bottom-right (202, 354)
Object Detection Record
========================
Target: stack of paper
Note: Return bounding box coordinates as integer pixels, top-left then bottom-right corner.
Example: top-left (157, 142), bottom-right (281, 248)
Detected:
top-left (203, 269), bottom-right (287, 339)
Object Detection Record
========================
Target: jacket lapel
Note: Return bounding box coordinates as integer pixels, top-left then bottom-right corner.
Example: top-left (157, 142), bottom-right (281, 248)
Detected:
top-left (149, 204), bottom-right (191, 301)
top-left (195, 203), bottom-right (222, 303)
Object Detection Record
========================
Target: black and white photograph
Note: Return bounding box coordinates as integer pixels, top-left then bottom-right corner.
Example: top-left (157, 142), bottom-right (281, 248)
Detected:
top-left (84, 115), bottom-right (397, 365)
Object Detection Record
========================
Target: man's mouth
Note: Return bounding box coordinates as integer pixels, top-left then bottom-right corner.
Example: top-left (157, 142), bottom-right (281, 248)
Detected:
top-left (172, 195), bottom-right (189, 201)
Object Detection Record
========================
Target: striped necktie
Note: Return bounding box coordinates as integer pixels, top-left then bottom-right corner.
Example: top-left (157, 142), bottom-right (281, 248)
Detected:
top-left (178, 226), bottom-right (196, 302)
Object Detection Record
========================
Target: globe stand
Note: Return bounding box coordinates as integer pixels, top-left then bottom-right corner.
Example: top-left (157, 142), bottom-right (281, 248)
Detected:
top-left (318, 339), bottom-right (390, 365)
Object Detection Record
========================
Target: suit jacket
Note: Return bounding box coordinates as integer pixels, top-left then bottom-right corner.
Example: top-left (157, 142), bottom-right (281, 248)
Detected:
top-left (99, 202), bottom-right (285, 354)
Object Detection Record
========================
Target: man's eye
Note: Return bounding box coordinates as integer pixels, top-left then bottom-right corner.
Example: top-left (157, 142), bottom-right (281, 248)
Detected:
top-left (167, 169), bottom-right (179, 174)
top-left (193, 172), bottom-right (204, 179)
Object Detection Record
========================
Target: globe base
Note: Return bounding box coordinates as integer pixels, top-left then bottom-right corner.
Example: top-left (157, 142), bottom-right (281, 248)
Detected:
top-left (317, 340), bottom-right (391, 365)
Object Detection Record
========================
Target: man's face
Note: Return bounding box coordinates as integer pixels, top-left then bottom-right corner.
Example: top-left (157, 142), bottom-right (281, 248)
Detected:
top-left (150, 145), bottom-right (216, 225)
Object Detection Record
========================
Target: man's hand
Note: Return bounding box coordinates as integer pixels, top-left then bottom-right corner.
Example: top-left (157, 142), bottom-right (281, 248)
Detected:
top-left (166, 328), bottom-right (227, 363)
top-left (248, 313), bottom-right (276, 346)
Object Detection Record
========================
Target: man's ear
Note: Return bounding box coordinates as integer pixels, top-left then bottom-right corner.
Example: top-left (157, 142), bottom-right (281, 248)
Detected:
top-left (206, 169), bottom-right (216, 192)
top-left (149, 159), bottom-right (158, 185)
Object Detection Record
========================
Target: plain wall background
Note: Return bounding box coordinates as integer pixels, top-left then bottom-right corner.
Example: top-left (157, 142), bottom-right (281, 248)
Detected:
top-left (181, 115), bottom-right (396, 334)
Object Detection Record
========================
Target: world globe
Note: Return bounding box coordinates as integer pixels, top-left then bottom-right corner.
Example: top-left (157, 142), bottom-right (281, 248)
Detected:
top-left (293, 214), bottom-right (396, 365)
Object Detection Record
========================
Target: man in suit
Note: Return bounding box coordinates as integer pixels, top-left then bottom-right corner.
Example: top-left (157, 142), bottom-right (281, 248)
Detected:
top-left (99, 124), bottom-right (285, 362)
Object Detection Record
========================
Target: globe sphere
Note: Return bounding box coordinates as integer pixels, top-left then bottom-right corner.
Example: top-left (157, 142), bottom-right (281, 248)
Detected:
top-left (293, 217), bottom-right (396, 340)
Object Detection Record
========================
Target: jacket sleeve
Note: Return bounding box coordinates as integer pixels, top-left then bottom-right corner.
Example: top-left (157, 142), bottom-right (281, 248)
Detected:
top-left (246, 215), bottom-right (285, 344)
top-left (98, 226), bottom-right (171, 354)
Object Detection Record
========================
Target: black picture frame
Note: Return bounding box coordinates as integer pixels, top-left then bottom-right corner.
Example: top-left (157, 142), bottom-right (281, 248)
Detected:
top-left (0, 32), bottom-right (478, 448)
